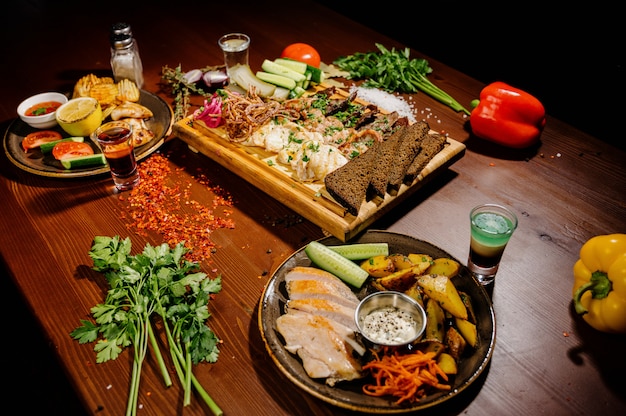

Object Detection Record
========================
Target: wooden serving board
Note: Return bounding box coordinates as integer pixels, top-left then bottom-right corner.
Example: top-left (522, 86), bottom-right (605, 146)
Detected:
top-left (172, 95), bottom-right (466, 241)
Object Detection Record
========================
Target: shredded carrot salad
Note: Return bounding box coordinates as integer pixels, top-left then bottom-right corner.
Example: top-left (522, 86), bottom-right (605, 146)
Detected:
top-left (362, 348), bottom-right (451, 404)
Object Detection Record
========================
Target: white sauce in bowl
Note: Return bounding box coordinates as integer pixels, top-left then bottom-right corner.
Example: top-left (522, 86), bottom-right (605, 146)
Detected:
top-left (361, 306), bottom-right (418, 345)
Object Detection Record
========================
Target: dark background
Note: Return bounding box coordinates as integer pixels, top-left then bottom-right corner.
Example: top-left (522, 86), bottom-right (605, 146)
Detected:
top-left (316, 1), bottom-right (624, 150)
top-left (2, 3), bottom-right (622, 414)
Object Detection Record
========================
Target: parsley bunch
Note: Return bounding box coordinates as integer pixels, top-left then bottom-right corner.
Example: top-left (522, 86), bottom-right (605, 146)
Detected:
top-left (71, 236), bottom-right (223, 416)
top-left (334, 43), bottom-right (471, 115)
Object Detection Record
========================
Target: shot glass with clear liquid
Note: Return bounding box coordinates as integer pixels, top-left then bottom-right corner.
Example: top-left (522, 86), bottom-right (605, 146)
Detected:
top-left (218, 33), bottom-right (250, 83)
top-left (467, 203), bottom-right (518, 285)
top-left (92, 120), bottom-right (140, 192)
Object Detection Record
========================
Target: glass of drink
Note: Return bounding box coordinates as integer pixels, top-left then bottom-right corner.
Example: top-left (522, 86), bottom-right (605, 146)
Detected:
top-left (92, 120), bottom-right (140, 192)
top-left (468, 203), bottom-right (518, 285)
top-left (218, 33), bottom-right (250, 82)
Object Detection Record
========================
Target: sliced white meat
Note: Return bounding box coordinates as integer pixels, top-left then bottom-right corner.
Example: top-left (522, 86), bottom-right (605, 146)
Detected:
top-left (275, 311), bottom-right (363, 386)
top-left (286, 298), bottom-right (358, 332)
top-left (286, 279), bottom-right (359, 308)
top-left (284, 266), bottom-right (360, 306)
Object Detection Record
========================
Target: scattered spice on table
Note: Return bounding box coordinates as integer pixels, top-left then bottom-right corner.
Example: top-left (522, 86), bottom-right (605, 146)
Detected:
top-left (118, 152), bottom-right (235, 262)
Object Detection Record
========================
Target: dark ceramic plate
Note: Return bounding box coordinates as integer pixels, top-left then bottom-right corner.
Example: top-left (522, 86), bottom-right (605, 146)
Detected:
top-left (3, 90), bottom-right (172, 178)
top-left (258, 230), bottom-right (495, 413)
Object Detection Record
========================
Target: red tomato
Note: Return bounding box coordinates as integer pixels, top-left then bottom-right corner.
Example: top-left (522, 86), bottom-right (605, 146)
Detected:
top-left (52, 141), bottom-right (94, 160)
top-left (21, 130), bottom-right (62, 152)
top-left (280, 43), bottom-right (321, 68)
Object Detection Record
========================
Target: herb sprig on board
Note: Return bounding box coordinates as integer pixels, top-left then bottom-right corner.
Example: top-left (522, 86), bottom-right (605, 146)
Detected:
top-left (160, 64), bottom-right (211, 122)
top-left (334, 43), bottom-right (470, 115)
top-left (71, 236), bottom-right (223, 416)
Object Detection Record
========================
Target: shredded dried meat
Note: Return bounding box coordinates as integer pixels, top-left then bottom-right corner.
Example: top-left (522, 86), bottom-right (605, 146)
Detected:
top-left (222, 88), bottom-right (294, 141)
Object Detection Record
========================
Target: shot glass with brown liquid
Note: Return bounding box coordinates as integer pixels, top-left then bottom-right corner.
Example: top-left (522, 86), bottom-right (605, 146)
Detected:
top-left (92, 120), bottom-right (139, 191)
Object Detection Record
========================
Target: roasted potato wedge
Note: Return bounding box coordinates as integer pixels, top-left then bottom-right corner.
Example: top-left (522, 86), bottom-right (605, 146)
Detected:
top-left (437, 352), bottom-right (458, 375)
top-left (426, 257), bottom-right (461, 278)
top-left (424, 298), bottom-right (445, 342)
top-left (388, 253), bottom-right (414, 270)
top-left (404, 281), bottom-right (424, 307)
top-left (408, 253), bottom-right (433, 274)
top-left (421, 340), bottom-right (445, 358)
top-left (374, 267), bottom-right (415, 292)
top-left (459, 291), bottom-right (477, 324)
top-left (360, 255), bottom-right (395, 278)
top-left (416, 274), bottom-right (468, 320)
top-left (455, 317), bottom-right (478, 348)
top-left (445, 326), bottom-right (467, 360)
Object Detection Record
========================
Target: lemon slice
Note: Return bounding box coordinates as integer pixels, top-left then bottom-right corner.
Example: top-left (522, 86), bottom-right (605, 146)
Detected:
top-left (56, 97), bottom-right (103, 136)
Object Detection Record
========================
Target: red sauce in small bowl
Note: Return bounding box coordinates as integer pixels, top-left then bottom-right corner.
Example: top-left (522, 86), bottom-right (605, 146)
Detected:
top-left (25, 100), bottom-right (62, 116)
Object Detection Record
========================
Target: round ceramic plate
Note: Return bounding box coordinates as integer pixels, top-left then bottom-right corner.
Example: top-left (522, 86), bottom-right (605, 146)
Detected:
top-left (3, 90), bottom-right (172, 178)
top-left (258, 230), bottom-right (495, 413)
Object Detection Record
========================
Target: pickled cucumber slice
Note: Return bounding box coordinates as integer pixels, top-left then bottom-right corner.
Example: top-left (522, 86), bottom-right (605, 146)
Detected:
top-left (304, 241), bottom-right (369, 288)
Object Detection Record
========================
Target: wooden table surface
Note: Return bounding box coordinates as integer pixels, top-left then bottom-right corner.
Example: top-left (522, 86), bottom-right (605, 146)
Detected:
top-left (2, 1), bottom-right (625, 415)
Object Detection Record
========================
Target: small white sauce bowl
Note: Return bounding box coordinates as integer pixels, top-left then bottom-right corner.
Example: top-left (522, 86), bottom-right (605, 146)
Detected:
top-left (17, 92), bottom-right (68, 129)
top-left (355, 291), bottom-right (427, 347)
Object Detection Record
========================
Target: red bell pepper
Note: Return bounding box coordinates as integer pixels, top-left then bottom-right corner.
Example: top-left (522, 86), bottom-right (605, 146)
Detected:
top-left (469, 81), bottom-right (546, 148)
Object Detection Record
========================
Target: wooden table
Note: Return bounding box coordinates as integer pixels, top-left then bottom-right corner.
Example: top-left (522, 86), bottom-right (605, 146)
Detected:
top-left (2, 1), bottom-right (625, 415)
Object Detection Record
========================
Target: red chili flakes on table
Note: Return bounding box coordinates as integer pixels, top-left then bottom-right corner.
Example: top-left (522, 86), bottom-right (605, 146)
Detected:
top-left (118, 152), bottom-right (235, 262)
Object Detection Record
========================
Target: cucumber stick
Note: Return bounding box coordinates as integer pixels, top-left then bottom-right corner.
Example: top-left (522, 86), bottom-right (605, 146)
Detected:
top-left (288, 86), bottom-right (306, 99)
top-left (61, 153), bottom-right (106, 169)
top-left (305, 241), bottom-right (370, 288)
top-left (40, 137), bottom-right (84, 154)
top-left (256, 71), bottom-right (297, 90)
top-left (275, 58), bottom-right (323, 84)
top-left (261, 59), bottom-right (306, 82)
top-left (274, 58), bottom-right (308, 74)
top-left (305, 65), bottom-right (324, 84)
top-left (327, 242), bottom-right (389, 260)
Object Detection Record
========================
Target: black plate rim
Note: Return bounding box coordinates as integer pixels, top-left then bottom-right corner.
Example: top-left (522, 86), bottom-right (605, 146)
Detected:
top-left (3, 90), bottom-right (172, 178)
top-left (258, 229), bottom-right (496, 414)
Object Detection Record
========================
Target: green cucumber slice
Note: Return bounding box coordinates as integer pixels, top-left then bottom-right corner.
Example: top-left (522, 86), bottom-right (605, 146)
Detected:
top-left (256, 71), bottom-right (297, 90)
top-left (274, 58), bottom-right (308, 74)
top-left (304, 241), bottom-right (370, 288)
top-left (306, 65), bottom-right (324, 84)
top-left (60, 153), bottom-right (106, 169)
top-left (327, 242), bottom-right (389, 260)
top-left (288, 86), bottom-right (306, 99)
top-left (261, 59), bottom-right (306, 82)
top-left (40, 137), bottom-right (85, 154)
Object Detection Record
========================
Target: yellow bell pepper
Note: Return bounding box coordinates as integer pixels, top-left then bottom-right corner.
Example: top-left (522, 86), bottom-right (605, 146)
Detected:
top-left (572, 233), bottom-right (626, 334)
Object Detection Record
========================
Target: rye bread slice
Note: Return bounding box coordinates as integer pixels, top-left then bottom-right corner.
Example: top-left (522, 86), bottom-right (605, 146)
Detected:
top-left (324, 142), bottom-right (379, 216)
top-left (368, 126), bottom-right (407, 198)
top-left (405, 132), bottom-right (447, 182)
top-left (387, 121), bottom-right (430, 187)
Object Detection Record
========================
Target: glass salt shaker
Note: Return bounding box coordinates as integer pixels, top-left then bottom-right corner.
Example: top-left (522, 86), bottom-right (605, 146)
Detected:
top-left (110, 23), bottom-right (144, 88)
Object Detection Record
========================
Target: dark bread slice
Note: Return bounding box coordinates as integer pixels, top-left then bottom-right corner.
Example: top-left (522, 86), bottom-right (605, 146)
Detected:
top-left (324, 142), bottom-right (379, 216)
top-left (368, 126), bottom-right (407, 198)
top-left (404, 132), bottom-right (447, 182)
top-left (387, 121), bottom-right (430, 187)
